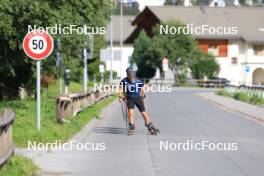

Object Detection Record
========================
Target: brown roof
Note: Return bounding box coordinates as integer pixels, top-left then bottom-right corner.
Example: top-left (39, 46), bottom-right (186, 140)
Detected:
top-left (130, 6), bottom-right (264, 43)
top-left (105, 15), bottom-right (135, 43)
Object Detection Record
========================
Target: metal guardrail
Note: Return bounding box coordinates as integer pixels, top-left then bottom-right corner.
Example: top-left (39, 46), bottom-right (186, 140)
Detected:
top-left (56, 85), bottom-right (116, 123)
top-left (225, 84), bottom-right (264, 99)
top-left (0, 108), bottom-right (15, 166)
top-left (148, 78), bottom-right (228, 88)
top-left (148, 79), bottom-right (175, 85)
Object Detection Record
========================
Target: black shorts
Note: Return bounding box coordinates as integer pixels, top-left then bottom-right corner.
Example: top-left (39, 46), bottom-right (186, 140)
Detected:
top-left (126, 96), bottom-right (146, 112)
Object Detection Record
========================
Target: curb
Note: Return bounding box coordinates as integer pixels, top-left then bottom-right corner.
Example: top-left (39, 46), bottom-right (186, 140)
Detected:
top-left (196, 93), bottom-right (264, 125)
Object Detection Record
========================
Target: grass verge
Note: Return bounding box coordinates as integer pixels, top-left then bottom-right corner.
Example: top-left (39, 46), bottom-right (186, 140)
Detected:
top-left (0, 81), bottom-right (116, 147)
top-left (216, 90), bottom-right (264, 105)
top-left (0, 155), bottom-right (39, 176)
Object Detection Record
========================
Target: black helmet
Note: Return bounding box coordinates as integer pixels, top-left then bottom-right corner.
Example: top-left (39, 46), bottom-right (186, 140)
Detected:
top-left (126, 67), bottom-right (136, 78)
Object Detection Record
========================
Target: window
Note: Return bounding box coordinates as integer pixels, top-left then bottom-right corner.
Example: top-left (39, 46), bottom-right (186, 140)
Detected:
top-left (208, 44), bottom-right (219, 56)
top-left (253, 45), bottom-right (264, 56)
top-left (231, 57), bottom-right (237, 64)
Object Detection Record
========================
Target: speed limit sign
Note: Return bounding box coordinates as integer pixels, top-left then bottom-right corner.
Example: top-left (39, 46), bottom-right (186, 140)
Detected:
top-left (23, 30), bottom-right (54, 131)
top-left (23, 30), bottom-right (54, 60)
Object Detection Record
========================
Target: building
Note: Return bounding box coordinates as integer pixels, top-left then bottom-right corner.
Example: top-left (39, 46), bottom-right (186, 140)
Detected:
top-left (125, 6), bottom-right (264, 85)
top-left (100, 15), bottom-right (135, 77)
top-left (101, 6), bottom-right (264, 85)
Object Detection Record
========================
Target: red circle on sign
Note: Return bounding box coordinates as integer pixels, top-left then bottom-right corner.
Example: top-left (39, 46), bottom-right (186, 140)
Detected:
top-left (23, 30), bottom-right (54, 60)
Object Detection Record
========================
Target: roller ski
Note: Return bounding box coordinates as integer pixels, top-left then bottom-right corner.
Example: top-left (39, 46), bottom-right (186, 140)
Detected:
top-left (127, 123), bottom-right (135, 135)
top-left (146, 122), bottom-right (160, 135)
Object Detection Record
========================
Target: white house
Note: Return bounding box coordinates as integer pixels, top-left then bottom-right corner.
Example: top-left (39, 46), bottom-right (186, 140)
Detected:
top-left (100, 16), bottom-right (135, 78)
top-left (101, 6), bottom-right (264, 85)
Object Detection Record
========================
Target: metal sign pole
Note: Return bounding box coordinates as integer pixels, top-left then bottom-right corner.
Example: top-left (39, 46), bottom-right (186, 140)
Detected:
top-left (36, 61), bottom-right (41, 130)
top-left (83, 48), bottom-right (87, 92)
top-left (23, 30), bottom-right (54, 131)
top-left (57, 38), bottom-right (62, 96)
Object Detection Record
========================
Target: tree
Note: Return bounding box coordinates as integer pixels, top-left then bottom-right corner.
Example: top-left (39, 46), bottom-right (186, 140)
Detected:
top-left (131, 20), bottom-right (220, 85)
top-left (149, 21), bottom-right (202, 85)
top-left (131, 30), bottom-right (156, 79)
top-left (190, 56), bottom-right (220, 79)
top-left (0, 0), bottom-right (110, 99)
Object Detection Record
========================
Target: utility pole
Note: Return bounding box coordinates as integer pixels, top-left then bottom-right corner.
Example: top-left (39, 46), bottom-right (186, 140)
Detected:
top-left (83, 40), bottom-right (88, 92)
top-left (110, 1), bottom-right (113, 83)
top-left (120, 0), bottom-right (123, 78)
top-left (56, 38), bottom-right (62, 95)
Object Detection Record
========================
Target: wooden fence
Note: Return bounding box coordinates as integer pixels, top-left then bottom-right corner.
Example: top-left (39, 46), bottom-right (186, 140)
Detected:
top-left (0, 108), bottom-right (15, 166)
top-left (56, 85), bottom-right (116, 122)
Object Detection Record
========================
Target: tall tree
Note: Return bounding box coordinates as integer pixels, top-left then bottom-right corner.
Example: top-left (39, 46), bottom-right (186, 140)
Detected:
top-left (131, 30), bottom-right (156, 79)
top-left (131, 21), bottom-right (219, 85)
top-left (0, 0), bottom-right (111, 99)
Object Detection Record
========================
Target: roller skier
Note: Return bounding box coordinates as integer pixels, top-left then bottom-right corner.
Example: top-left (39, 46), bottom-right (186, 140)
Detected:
top-left (119, 67), bottom-right (160, 135)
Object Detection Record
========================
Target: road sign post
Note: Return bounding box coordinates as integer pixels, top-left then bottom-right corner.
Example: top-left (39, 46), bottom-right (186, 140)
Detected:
top-left (23, 30), bottom-right (54, 130)
top-left (36, 61), bottom-right (41, 130)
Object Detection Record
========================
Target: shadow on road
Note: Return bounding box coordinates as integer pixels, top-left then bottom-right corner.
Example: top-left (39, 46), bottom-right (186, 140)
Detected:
top-left (92, 127), bottom-right (147, 135)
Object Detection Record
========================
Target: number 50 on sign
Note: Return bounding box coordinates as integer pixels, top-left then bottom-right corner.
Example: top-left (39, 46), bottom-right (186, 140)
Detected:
top-left (23, 30), bottom-right (54, 130)
top-left (23, 30), bottom-right (54, 60)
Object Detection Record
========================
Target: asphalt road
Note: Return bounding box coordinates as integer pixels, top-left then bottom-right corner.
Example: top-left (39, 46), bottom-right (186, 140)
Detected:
top-left (35, 89), bottom-right (264, 176)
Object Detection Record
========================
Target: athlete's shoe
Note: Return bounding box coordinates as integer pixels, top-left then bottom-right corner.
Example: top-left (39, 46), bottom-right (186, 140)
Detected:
top-left (127, 123), bottom-right (135, 135)
top-left (145, 122), bottom-right (160, 135)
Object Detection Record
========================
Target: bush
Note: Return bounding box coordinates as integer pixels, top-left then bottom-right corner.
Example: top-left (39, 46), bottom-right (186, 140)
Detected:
top-left (249, 94), bottom-right (263, 104)
top-left (216, 90), bottom-right (264, 105)
top-left (0, 155), bottom-right (39, 176)
top-left (179, 72), bottom-right (188, 85)
top-left (190, 57), bottom-right (220, 79)
top-left (216, 90), bottom-right (230, 97)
